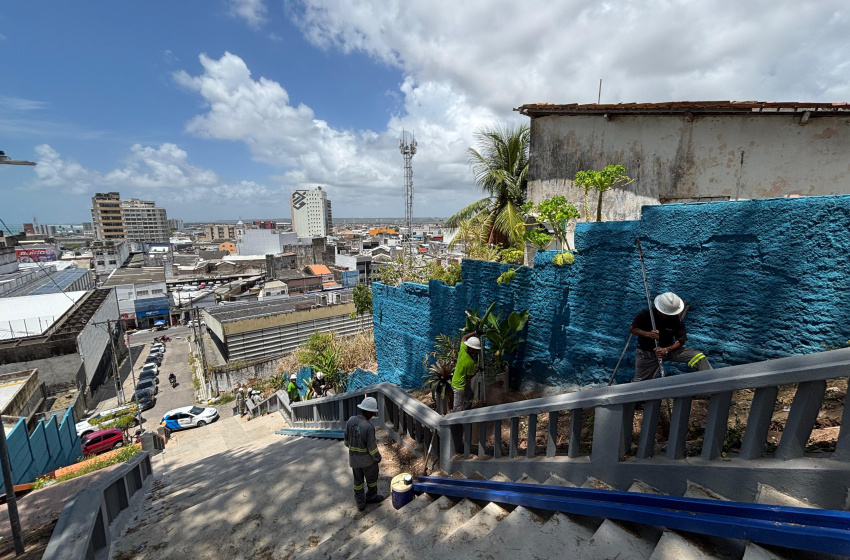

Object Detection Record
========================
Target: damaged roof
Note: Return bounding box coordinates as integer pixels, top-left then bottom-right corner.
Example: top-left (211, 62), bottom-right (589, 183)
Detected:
top-left (515, 101), bottom-right (850, 117)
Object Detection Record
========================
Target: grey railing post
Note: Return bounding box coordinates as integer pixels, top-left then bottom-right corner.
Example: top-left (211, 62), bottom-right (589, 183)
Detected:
top-left (701, 391), bottom-right (733, 460)
top-left (636, 400), bottom-right (661, 459)
top-left (338, 399), bottom-right (344, 423)
top-left (440, 425), bottom-right (453, 473)
top-left (463, 423), bottom-right (472, 458)
top-left (739, 386), bottom-right (779, 460)
top-left (568, 409), bottom-right (582, 458)
top-left (620, 403), bottom-right (636, 457)
top-left (493, 419), bottom-right (502, 459)
top-left (546, 411), bottom-right (559, 458)
top-left (527, 414), bottom-right (537, 459)
top-left (313, 403), bottom-right (320, 423)
top-left (776, 380), bottom-right (826, 460)
top-left (377, 393), bottom-right (386, 427)
top-left (832, 385), bottom-right (850, 461)
top-left (666, 397), bottom-right (692, 460)
top-left (509, 417), bottom-right (519, 458)
top-left (592, 405), bottom-right (627, 464)
top-left (478, 422), bottom-right (487, 458)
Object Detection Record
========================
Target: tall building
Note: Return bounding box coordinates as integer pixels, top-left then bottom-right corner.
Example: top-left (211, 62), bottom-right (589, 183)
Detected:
top-left (167, 218), bottom-right (184, 232)
top-left (291, 186), bottom-right (332, 237)
top-left (204, 224), bottom-right (237, 240)
top-left (91, 192), bottom-right (125, 240)
top-left (121, 199), bottom-right (169, 244)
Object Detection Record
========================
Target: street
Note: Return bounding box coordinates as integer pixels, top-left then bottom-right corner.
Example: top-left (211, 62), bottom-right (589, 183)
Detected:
top-left (126, 326), bottom-right (198, 431)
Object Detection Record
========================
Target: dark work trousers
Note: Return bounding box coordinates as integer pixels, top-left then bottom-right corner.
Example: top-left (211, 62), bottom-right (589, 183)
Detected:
top-left (633, 347), bottom-right (711, 382)
top-left (352, 462), bottom-right (379, 509)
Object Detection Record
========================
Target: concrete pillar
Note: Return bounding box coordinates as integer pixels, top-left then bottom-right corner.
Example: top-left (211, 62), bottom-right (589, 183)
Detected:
top-left (526, 414), bottom-right (537, 459)
top-left (592, 405), bottom-right (626, 464)
top-left (831, 380), bottom-right (850, 462)
top-left (546, 411), bottom-right (559, 458)
top-left (636, 400), bottom-right (661, 459)
top-left (666, 397), bottom-right (692, 460)
top-left (702, 391), bottom-right (733, 461)
top-left (776, 380), bottom-right (826, 460)
top-left (568, 409), bottom-right (582, 459)
top-left (739, 386), bottom-right (779, 460)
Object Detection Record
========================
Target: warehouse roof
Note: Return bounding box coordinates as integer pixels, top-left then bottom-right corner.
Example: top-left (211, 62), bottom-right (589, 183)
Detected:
top-left (515, 101), bottom-right (850, 117)
top-left (0, 291), bottom-right (87, 339)
top-left (0, 268), bottom-right (92, 298)
top-left (101, 267), bottom-right (165, 286)
top-left (204, 289), bottom-right (353, 323)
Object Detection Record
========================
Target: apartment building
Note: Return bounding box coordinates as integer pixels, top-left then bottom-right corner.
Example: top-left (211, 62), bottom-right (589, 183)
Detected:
top-left (291, 186), bottom-right (332, 237)
top-left (122, 199), bottom-right (169, 244)
top-left (91, 192), bottom-right (125, 240)
top-left (204, 224), bottom-right (238, 241)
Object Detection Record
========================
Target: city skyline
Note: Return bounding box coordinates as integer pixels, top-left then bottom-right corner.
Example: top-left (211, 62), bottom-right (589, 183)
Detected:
top-left (2, 1), bottom-right (848, 224)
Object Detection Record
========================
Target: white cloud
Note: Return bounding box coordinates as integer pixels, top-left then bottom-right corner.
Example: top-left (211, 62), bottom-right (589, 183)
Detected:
top-left (174, 52), bottom-right (502, 216)
top-left (288, 0), bottom-right (850, 108)
top-left (0, 96), bottom-right (48, 111)
top-left (228, 0), bottom-right (267, 29)
top-left (30, 143), bottom-right (271, 203)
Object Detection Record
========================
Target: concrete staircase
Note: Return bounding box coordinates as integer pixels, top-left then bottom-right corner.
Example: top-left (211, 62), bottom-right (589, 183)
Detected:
top-left (112, 426), bottom-right (845, 560)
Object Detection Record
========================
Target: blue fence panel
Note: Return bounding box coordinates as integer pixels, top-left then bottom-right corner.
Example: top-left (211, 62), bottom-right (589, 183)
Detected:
top-left (43, 415), bottom-right (62, 473)
top-left (28, 421), bottom-right (50, 481)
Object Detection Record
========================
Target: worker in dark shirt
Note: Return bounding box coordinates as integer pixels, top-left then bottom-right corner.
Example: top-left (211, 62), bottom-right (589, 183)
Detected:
top-left (630, 292), bottom-right (711, 382)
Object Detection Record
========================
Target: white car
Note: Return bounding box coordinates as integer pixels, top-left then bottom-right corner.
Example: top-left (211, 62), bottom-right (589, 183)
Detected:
top-left (141, 363), bottom-right (159, 375)
top-left (160, 406), bottom-right (219, 431)
top-left (76, 405), bottom-right (137, 437)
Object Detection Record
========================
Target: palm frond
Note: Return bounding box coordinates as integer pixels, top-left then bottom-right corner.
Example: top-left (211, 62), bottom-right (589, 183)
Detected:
top-left (445, 197), bottom-right (492, 228)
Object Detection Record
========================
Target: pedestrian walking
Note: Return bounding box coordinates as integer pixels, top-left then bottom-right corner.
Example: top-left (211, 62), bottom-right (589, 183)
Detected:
top-left (630, 292), bottom-right (711, 382)
top-left (344, 397), bottom-right (384, 512)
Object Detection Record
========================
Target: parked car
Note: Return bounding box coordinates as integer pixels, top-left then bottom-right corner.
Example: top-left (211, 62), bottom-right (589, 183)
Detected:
top-left (149, 346), bottom-right (165, 355)
top-left (138, 369), bottom-right (159, 383)
top-left (152, 324), bottom-right (169, 331)
top-left (76, 405), bottom-right (137, 437)
top-left (151, 343), bottom-right (166, 352)
top-left (141, 363), bottom-right (159, 375)
top-left (160, 406), bottom-right (219, 431)
top-left (129, 390), bottom-right (156, 412)
top-left (136, 378), bottom-right (158, 396)
top-left (144, 355), bottom-right (162, 367)
top-left (82, 428), bottom-right (125, 456)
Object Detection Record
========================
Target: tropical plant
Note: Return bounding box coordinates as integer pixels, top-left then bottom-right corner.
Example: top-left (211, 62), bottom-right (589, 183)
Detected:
top-left (268, 374), bottom-right (287, 391)
top-left (522, 196), bottom-right (581, 265)
top-left (462, 302), bottom-right (497, 336)
top-left (525, 229), bottom-right (552, 252)
top-left (446, 124), bottom-right (530, 249)
top-left (484, 310), bottom-right (530, 366)
top-left (352, 284), bottom-right (372, 316)
top-left (423, 333), bottom-right (461, 368)
top-left (378, 257), bottom-right (463, 287)
top-left (573, 164), bottom-right (632, 222)
top-left (423, 360), bottom-right (455, 414)
top-left (498, 248), bottom-right (524, 265)
top-left (496, 267), bottom-right (517, 285)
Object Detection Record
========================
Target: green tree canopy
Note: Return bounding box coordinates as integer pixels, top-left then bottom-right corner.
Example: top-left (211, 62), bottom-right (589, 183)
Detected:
top-left (573, 164), bottom-right (632, 222)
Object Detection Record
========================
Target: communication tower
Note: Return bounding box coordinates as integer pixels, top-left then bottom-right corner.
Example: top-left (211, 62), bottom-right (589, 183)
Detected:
top-left (399, 130), bottom-right (417, 259)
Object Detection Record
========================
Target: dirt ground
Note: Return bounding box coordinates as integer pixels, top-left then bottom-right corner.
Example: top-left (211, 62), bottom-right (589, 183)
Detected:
top-left (410, 378), bottom-right (847, 458)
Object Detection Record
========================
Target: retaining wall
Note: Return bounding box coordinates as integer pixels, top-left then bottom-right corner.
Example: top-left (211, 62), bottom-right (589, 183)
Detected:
top-left (374, 195), bottom-right (850, 389)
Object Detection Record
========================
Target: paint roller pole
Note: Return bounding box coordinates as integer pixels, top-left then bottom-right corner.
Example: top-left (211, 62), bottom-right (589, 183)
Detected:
top-left (608, 333), bottom-right (633, 386)
top-left (636, 239), bottom-right (666, 378)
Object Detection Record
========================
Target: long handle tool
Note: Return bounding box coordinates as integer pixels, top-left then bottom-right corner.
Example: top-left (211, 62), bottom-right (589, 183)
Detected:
top-left (636, 239), bottom-right (666, 378)
top-left (608, 333), bottom-right (633, 386)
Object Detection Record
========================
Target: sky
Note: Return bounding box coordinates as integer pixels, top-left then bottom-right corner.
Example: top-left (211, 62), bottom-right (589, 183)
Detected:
top-left (0, 1), bottom-right (848, 225)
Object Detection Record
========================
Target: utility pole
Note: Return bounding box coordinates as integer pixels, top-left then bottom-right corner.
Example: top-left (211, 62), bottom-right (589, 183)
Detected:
top-left (107, 319), bottom-right (125, 405)
top-left (399, 130), bottom-right (417, 264)
top-left (125, 331), bottom-right (143, 427)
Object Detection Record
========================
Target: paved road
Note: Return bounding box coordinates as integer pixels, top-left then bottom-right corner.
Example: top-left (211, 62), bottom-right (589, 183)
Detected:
top-left (125, 326), bottom-right (198, 431)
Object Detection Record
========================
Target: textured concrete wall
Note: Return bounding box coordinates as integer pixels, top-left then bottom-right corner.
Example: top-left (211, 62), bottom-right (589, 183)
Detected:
top-left (374, 195), bottom-right (850, 389)
top-left (528, 113), bottom-right (850, 222)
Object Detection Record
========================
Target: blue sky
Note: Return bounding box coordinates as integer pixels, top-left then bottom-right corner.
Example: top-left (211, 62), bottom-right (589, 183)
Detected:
top-left (1, 0), bottom-right (847, 226)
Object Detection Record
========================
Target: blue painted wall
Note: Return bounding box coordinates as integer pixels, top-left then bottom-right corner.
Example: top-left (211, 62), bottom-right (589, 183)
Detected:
top-left (374, 195), bottom-right (850, 389)
top-left (3, 407), bottom-right (82, 489)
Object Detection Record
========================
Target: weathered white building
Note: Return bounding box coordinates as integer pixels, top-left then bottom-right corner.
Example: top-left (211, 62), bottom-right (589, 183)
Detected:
top-left (291, 186), bottom-right (332, 237)
top-left (516, 101), bottom-right (850, 221)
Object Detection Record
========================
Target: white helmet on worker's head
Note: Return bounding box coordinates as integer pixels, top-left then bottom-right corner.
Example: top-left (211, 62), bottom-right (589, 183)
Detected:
top-left (358, 396), bottom-right (379, 413)
top-left (290, 374), bottom-right (297, 381)
top-left (654, 292), bottom-right (685, 316)
top-left (316, 371), bottom-right (324, 380)
top-left (465, 337), bottom-right (481, 350)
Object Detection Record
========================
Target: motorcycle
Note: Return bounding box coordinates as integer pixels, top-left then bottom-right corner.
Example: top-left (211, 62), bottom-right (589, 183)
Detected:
top-left (155, 336), bottom-right (171, 343)
top-left (168, 373), bottom-right (178, 388)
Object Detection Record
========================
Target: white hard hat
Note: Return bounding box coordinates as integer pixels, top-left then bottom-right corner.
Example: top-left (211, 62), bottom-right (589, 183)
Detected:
top-left (238, 387), bottom-right (244, 392)
top-left (465, 337), bottom-right (481, 350)
top-left (357, 397), bottom-right (378, 413)
top-left (316, 371), bottom-right (324, 380)
top-left (654, 292), bottom-right (685, 316)
top-left (290, 374), bottom-right (297, 381)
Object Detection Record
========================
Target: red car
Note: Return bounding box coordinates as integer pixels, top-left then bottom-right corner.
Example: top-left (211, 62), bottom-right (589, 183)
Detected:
top-left (82, 428), bottom-right (125, 456)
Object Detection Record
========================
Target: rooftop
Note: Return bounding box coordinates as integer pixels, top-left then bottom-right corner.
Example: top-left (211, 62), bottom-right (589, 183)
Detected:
top-left (515, 101), bottom-right (850, 117)
top-left (101, 267), bottom-right (166, 286)
top-left (0, 268), bottom-right (92, 298)
top-left (307, 265), bottom-right (332, 275)
top-left (204, 289), bottom-right (352, 323)
top-left (0, 291), bottom-right (87, 339)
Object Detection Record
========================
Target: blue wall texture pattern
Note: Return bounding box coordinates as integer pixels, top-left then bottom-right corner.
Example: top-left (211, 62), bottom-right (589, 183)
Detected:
top-left (373, 195), bottom-right (850, 389)
top-left (4, 407), bottom-right (82, 488)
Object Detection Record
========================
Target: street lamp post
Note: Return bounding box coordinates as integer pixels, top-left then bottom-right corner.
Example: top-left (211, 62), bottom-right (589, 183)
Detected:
top-left (0, 150), bottom-right (36, 555)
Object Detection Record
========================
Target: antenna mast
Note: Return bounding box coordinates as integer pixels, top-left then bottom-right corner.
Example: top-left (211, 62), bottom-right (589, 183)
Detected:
top-left (399, 130), bottom-right (417, 259)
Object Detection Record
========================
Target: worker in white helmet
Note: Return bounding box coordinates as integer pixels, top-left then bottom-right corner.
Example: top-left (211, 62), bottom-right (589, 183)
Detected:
top-left (630, 292), bottom-right (712, 382)
top-left (344, 396), bottom-right (384, 511)
top-left (451, 331), bottom-right (482, 413)
top-left (311, 371), bottom-right (327, 397)
top-left (235, 386), bottom-right (246, 417)
top-left (286, 373), bottom-right (301, 402)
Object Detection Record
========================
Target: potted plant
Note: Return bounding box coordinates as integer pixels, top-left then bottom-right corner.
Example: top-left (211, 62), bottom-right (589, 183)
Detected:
top-left (423, 334), bottom-right (461, 414)
top-left (484, 309), bottom-right (530, 394)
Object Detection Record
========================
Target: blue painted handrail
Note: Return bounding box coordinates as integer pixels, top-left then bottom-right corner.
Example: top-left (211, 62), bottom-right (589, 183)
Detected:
top-left (414, 477), bottom-right (850, 556)
top-left (276, 428), bottom-right (345, 439)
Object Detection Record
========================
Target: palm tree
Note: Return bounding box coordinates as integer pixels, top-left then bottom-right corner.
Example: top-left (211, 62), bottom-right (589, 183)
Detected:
top-left (446, 124), bottom-right (529, 249)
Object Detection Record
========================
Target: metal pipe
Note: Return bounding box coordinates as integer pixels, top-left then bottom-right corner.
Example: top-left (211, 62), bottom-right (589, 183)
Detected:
top-left (636, 239), bottom-right (666, 378)
top-left (608, 333), bottom-right (633, 386)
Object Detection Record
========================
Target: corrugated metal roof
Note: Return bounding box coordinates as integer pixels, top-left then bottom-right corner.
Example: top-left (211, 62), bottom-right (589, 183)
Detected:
top-left (0, 291), bottom-right (87, 339)
top-left (515, 101), bottom-right (850, 117)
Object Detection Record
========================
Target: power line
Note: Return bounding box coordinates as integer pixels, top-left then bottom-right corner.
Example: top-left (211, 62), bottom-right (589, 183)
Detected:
top-left (0, 217), bottom-right (81, 305)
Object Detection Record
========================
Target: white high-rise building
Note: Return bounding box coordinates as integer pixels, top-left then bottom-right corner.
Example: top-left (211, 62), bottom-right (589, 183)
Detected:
top-left (121, 199), bottom-right (169, 244)
top-left (290, 186), bottom-right (332, 237)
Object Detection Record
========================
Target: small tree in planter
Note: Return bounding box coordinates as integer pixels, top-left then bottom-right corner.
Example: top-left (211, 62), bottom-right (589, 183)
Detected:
top-left (522, 196), bottom-right (580, 266)
top-left (423, 334), bottom-right (460, 414)
top-left (483, 310), bottom-right (529, 394)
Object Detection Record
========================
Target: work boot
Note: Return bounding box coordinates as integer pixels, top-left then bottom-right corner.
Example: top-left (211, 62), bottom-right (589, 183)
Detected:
top-left (366, 494), bottom-right (385, 504)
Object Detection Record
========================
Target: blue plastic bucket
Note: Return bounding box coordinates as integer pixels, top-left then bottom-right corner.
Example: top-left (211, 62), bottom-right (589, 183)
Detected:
top-left (391, 473), bottom-right (414, 509)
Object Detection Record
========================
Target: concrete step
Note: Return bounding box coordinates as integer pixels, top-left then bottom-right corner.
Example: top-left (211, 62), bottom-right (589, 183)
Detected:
top-left (580, 480), bottom-right (663, 560)
top-left (383, 498), bottom-right (481, 560)
top-left (352, 495), bottom-right (452, 559)
top-left (542, 473), bottom-right (576, 487)
top-left (431, 501), bottom-right (510, 553)
top-left (648, 482), bottom-right (742, 560)
top-left (326, 494), bottom-right (436, 560)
